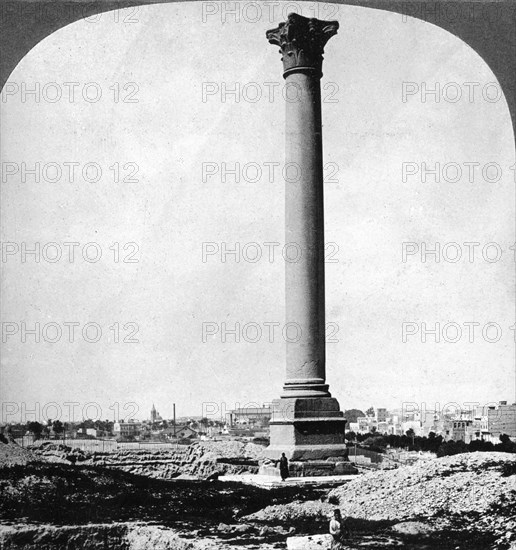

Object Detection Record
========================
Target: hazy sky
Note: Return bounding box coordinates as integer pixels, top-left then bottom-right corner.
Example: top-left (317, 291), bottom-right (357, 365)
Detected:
top-left (1, 2), bottom-right (514, 424)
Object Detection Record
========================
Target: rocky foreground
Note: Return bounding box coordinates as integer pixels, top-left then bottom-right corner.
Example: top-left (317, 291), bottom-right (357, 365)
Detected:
top-left (245, 452), bottom-right (516, 549)
top-left (0, 441), bottom-right (515, 549)
top-left (0, 523), bottom-right (282, 550)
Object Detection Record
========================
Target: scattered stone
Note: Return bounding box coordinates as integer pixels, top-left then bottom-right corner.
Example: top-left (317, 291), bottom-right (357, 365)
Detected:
top-left (259, 526), bottom-right (277, 537)
top-left (245, 499), bottom-right (332, 524)
top-left (216, 523), bottom-right (254, 535)
top-left (286, 534), bottom-right (332, 550)
top-left (391, 521), bottom-right (433, 536)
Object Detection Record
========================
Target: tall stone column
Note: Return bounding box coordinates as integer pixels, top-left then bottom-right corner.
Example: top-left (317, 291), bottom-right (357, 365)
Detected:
top-left (264, 13), bottom-right (346, 462)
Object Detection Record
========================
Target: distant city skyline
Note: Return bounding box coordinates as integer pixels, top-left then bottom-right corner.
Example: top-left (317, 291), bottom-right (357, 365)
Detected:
top-left (6, 397), bottom-right (515, 450)
top-left (2, 396), bottom-right (515, 425)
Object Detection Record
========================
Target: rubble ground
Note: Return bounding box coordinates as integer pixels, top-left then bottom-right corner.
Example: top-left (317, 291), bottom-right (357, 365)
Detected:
top-left (245, 452), bottom-right (516, 549)
top-left (1, 440), bottom-right (515, 549)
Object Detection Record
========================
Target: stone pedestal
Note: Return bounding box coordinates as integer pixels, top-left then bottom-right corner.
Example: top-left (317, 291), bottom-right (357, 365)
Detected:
top-left (264, 14), bottom-right (346, 464)
top-left (265, 397), bottom-right (347, 460)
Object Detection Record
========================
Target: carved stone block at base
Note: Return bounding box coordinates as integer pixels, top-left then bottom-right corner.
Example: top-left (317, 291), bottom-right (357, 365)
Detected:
top-left (263, 442), bottom-right (349, 461)
top-left (258, 460), bottom-right (358, 477)
top-left (263, 396), bottom-right (347, 461)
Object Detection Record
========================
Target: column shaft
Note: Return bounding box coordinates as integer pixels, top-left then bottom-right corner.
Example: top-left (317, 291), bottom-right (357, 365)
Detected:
top-left (284, 72), bottom-right (328, 397)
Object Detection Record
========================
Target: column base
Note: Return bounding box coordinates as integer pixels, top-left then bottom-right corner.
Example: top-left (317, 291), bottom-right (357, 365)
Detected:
top-left (263, 396), bottom-right (347, 461)
top-left (281, 380), bottom-right (331, 398)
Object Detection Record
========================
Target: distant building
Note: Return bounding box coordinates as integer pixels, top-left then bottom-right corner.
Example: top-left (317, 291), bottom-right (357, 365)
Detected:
top-left (150, 404), bottom-right (163, 424)
top-left (471, 412), bottom-right (490, 441)
top-left (226, 405), bottom-right (271, 428)
top-left (5, 425), bottom-right (28, 439)
top-left (488, 402), bottom-right (516, 438)
top-left (175, 426), bottom-right (198, 439)
top-left (384, 422), bottom-right (401, 436)
top-left (348, 422), bottom-right (359, 433)
top-left (328, 402), bottom-right (516, 442)
top-left (420, 412), bottom-right (440, 437)
top-left (113, 420), bottom-right (142, 439)
top-left (66, 426), bottom-right (79, 439)
top-left (162, 424), bottom-right (198, 440)
top-left (377, 421), bottom-right (388, 433)
top-left (459, 409), bottom-right (474, 420)
top-left (450, 420), bottom-right (474, 443)
top-left (375, 408), bottom-right (387, 422)
top-left (356, 417), bottom-right (370, 433)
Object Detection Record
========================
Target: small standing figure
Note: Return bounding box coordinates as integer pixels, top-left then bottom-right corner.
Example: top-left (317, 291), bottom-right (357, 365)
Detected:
top-left (279, 452), bottom-right (289, 481)
top-left (329, 509), bottom-right (349, 549)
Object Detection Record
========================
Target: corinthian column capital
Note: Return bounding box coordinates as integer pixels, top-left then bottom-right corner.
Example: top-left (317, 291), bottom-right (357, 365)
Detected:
top-left (266, 13), bottom-right (339, 78)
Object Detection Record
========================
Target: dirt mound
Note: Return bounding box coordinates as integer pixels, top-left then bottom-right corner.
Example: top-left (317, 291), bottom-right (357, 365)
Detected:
top-left (329, 452), bottom-right (516, 549)
top-left (328, 451), bottom-right (516, 521)
top-left (0, 441), bottom-right (36, 467)
top-left (244, 453), bottom-right (516, 549)
top-left (246, 499), bottom-right (332, 524)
